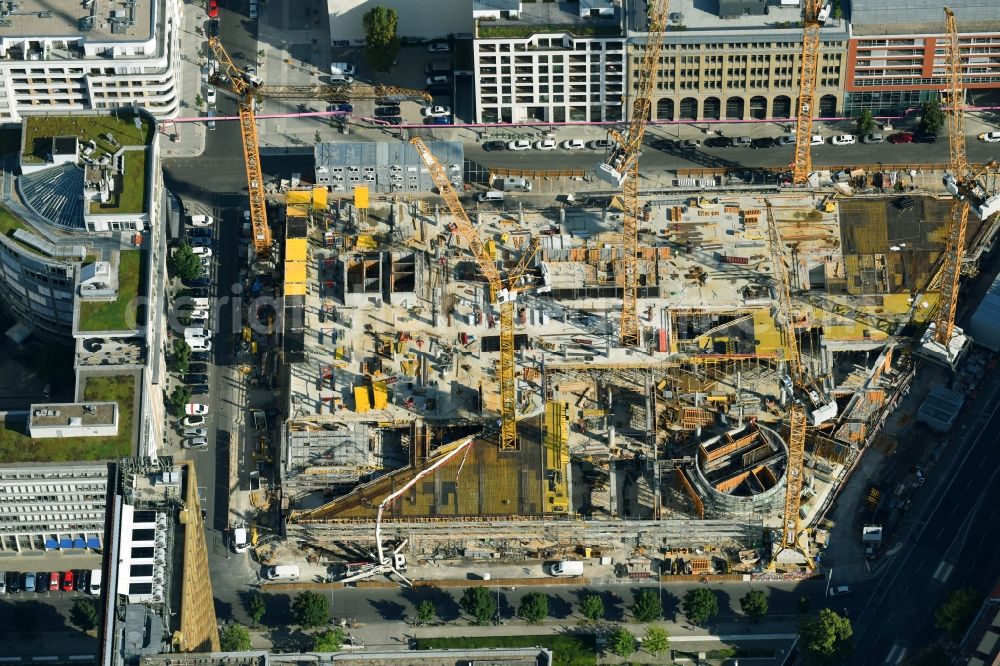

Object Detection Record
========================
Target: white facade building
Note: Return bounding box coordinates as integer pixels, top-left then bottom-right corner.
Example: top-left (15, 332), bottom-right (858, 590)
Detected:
top-left (472, 0), bottom-right (625, 124)
top-left (0, 0), bottom-right (182, 123)
top-left (0, 462), bottom-right (109, 552)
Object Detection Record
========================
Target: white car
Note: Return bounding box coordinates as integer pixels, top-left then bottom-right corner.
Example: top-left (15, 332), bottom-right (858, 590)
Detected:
top-left (184, 428), bottom-right (208, 438)
top-left (507, 139), bottom-right (531, 151)
top-left (427, 42), bottom-right (450, 53)
top-left (421, 105), bottom-right (451, 118)
top-left (189, 308), bottom-right (209, 320)
top-left (830, 134), bottom-right (856, 146)
top-left (810, 134), bottom-right (824, 146)
top-left (192, 246), bottom-right (212, 258)
top-left (185, 327), bottom-right (212, 340)
top-left (560, 139), bottom-right (585, 150)
top-left (183, 437), bottom-right (208, 450)
top-left (979, 131), bottom-right (1000, 143)
top-left (188, 338), bottom-right (212, 352)
top-left (183, 415), bottom-right (206, 427)
top-left (185, 403), bottom-right (209, 416)
top-left (533, 139), bottom-right (557, 151)
top-left (777, 135), bottom-right (796, 146)
top-left (189, 214), bottom-right (213, 227)
top-left (206, 88), bottom-right (216, 106)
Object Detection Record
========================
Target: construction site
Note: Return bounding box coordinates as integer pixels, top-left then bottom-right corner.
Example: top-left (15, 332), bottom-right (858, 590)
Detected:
top-left (206, 6), bottom-right (1000, 583)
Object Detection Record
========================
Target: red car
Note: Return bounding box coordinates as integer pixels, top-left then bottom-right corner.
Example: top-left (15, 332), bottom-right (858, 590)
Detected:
top-left (61, 570), bottom-right (74, 592)
top-left (888, 132), bottom-right (913, 144)
top-left (208, 0), bottom-right (219, 18)
top-left (49, 572), bottom-right (59, 591)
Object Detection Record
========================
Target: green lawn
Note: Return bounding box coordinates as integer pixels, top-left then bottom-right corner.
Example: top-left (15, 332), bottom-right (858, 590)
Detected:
top-left (22, 113), bottom-right (154, 163)
top-left (417, 634), bottom-right (596, 666)
top-left (0, 374), bottom-right (135, 462)
top-left (0, 205), bottom-right (28, 237)
top-left (88, 150), bottom-right (148, 214)
top-left (78, 249), bottom-right (142, 331)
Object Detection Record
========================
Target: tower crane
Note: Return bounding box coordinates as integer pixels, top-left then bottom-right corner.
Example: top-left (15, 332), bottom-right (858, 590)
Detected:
top-left (410, 137), bottom-right (540, 452)
top-left (595, 0), bottom-right (669, 347)
top-left (791, 0), bottom-right (824, 185)
top-left (206, 38), bottom-right (431, 260)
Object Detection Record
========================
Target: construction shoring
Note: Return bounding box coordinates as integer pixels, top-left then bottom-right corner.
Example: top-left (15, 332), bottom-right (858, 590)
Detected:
top-left (791, 0), bottom-right (823, 185)
top-left (934, 6), bottom-right (970, 346)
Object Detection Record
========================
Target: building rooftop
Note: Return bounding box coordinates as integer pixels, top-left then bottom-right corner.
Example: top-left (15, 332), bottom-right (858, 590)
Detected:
top-left (314, 141), bottom-right (463, 194)
top-left (628, 0), bottom-right (847, 36)
top-left (476, 0), bottom-right (622, 38)
top-left (0, 0), bottom-right (155, 44)
top-left (22, 113), bottom-right (154, 165)
top-left (77, 249), bottom-right (143, 333)
top-left (851, 0), bottom-right (1000, 34)
top-left (29, 401), bottom-right (116, 428)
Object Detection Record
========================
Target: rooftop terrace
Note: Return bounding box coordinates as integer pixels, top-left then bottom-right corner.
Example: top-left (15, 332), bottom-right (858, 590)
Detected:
top-left (477, 1), bottom-right (622, 38)
top-left (77, 250), bottom-right (143, 333)
top-left (22, 113), bottom-right (154, 165)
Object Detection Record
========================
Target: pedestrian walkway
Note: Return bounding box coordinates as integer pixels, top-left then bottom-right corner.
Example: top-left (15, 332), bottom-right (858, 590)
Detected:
top-left (160, 1), bottom-right (209, 158)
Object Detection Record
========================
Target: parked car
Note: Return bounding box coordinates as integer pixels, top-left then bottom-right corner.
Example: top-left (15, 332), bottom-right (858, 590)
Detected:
top-left (861, 133), bottom-right (883, 144)
top-left (914, 131), bottom-right (937, 143)
top-left (830, 134), bottom-right (856, 145)
top-left (335, 103), bottom-right (353, 113)
top-left (560, 139), bottom-right (585, 150)
top-left (206, 88), bottom-right (216, 106)
top-left (249, 0), bottom-right (258, 19)
top-left (421, 105), bottom-right (450, 117)
top-left (184, 437), bottom-right (208, 450)
top-left (74, 570), bottom-right (88, 592)
top-left (24, 573), bottom-right (35, 593)
top-left (887, 132), bottom-right (913, 144)
top-left (587, 139), bottom-right (610, 150)
top-left (185, 403), bottom-right (209, 416)
top-left (431, 116), bottom-right (451, 125)
top-left (191, 351), bottom-right (211, 363)
top-left (680, 139), bottom-right (701, 148)
top-left (184, 428), bottom-right (208, 438)
top-left (383, 116), bottom-right (403, 125)
top-left (188, 363), bottom-right (208, 374)
top-left (829, 585), bottom-right (851, 597)
top-left (189, 238), bottom-right (213, 248)
top-left (61, 571), bottom-right (74, 592)
top-left (374, 106), bottom-right (400, 117)
top-left (751, 137), bottom-right (777, 149)
top-left (188, 339), bottom-right (212, 352)
top-left (190, 385), bottom-right (210, 395)
top-left (777, 134), bottom-right (796, 146)
top-left (0, 573), bottom-right (5, 594)
top-left (978, 131), bottom-right (1000, 143)
top-left (704, 137), bottom-right (730, 148)
top-left (184, 277), bottom-right (211, 288)
top-left (184, 327), bottom-right (212, 340)
top-left (208, 0), bottom-right (219, 18)
top-left (427, 41), bottom-right (451, 53)
top-left (533, 139), bottom-right (557, 150)
top-left (185, 374), bottom-right (209, 385)
top-left (188, 227), bottom-right (213, 238)
top-left (49, 572), bottom-right (59, 591)
top-left (192, 246), bottom-right (212, 258)
top-left (207, 19), bottom-right (219, 39)
top-left (483, 141), bottom-right (507, 151)
top-left (507, 139), bottom-right (531, 151)
top-left (731, 136), bottom-right (752, 147)
top-left (183, 415), bottom-right (206, 427)
top-left (425, 75), bottom-right (450, 88)
top-left (7, 572), bottom-right (20, 593)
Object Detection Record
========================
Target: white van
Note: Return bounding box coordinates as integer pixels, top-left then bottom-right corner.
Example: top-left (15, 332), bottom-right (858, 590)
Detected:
top-left (500, 177), bottom-right (532, 192)
top-left (330, 62), bottom-right (356, 76)
top-left (478, 191), bottom-right (504, 203)
top-left (233, 524), bottom-right (249, 553)
top-left (89, 569), bottom-right (102, 595)
top-left (550, 560), bottom-right (584, 577)
top-left (266, 564), bottom-right (300, 580)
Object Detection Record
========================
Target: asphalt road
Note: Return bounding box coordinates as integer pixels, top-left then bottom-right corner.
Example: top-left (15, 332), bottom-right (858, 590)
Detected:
top-left (850, 362), bottom-right (1000, 664)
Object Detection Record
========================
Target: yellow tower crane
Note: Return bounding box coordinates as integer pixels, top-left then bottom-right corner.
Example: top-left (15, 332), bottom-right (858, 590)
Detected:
top-left (410, 137), bottom-right (539, 452)
top-left (791, 0), bottom-right (824, 185)
top-left (206, 38), bottom-right (431, 260)
top-left (595, 0), bottom-right (670, 347)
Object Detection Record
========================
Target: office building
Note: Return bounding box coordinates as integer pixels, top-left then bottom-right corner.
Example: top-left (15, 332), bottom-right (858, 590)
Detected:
top-left (629, 0), bottom-right (848, 122)
top-left (0, 0), bottom-right (182, 123)
top-left (845, 0), bottom-right (1000, 114)
top-left (0, 462), bottom-right (109, 552)
top-left (472, 0), bottom-right (626, 123)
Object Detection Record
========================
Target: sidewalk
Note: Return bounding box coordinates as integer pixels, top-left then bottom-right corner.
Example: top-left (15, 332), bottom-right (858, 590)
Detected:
top-left (160, 0), bottom-right (208, 159)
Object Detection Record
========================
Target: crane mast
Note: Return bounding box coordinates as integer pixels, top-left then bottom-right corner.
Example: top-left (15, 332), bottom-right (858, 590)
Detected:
top-left (409, 137), bottom-right (521, 452)
top-left (791, 0), bottom-right (823, 185)
top-left (595, 0), bottom-right (669, 347)
top-left (933, 7), bottom-right (970, 346)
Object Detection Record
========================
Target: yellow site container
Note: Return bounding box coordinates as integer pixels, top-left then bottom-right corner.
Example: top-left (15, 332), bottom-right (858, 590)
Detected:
top-left (353, 386), bottom-right (371, 413)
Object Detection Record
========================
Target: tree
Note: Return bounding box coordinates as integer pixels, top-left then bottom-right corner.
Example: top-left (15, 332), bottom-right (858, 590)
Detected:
top-left (609, 626), bottom-right (636, 657)
top-left (168, 242), bottom-right (202, 280)
top-left (831, 0), bottom-right (843, 20)
top-left (291, 591), bottom-right (329, 629)
top-left (856, 108), bottom-right (876, 135)
top-left (935, 587), bottom-right (981, 640)
top-left (800, 608), bottom-right (853, 665)
top-left (312, 628), bottom-right (345, 652)
top-left (246, 591), bottom-right (266, 625)
top-left (518, 592), bottom-right (549, 625)
top-left (169, 338), bottom-right (191, 373)
top-left (740, 589), bottom-right (769, 620)
top-left (920, 100), bottom-right (946, 134)
top-left (362, 7), bottom-right (399, 72)
top-left (643, 625), bottom-right (670, 655)
top-left (414, 599), bottom-right (436, 625)
top-left (70, 598), bottom-right (99, 632)
top-left (632, 589), bottom-right (662, 623)
top-left (682, 588), bottom-right (719, 626)
top-left (459, 586), bottom-right (496, 626)
top-left (195, 93), bottom-right (204, 109)
top-left (167, 385), bottom-right (191, 417)
top-left (579, 593), bottom-right (605, 621)
top-left (219, 624), bottom-right (253, 652)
